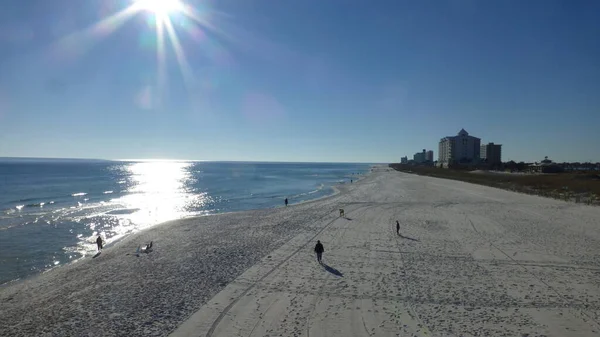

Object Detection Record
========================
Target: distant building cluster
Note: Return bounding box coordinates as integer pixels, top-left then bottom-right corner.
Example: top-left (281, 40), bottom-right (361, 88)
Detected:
top-left (426, 150), bottom-right (434, 162)
top-left (399, 128), bottom-right (502, 169)
top-left (400, 149), bottom-right (434, 166)
top-left (480, 143), bottom-right (502, 166)
top-left (414, 149), bottom-right (434, 163)
top-left (437, 129), bottom-right (502, 168)
top-left (397, 128), bottom-right (597, 172)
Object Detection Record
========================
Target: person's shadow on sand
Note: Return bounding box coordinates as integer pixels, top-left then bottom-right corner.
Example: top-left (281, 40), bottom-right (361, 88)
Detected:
top-left (323, 264), bottom-right (344, 277)
top-left (398, 233), bottom-right (420, 242)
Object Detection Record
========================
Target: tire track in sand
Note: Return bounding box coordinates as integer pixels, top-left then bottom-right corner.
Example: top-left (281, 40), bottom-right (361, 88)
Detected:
top-left (467, 217), bottom-right (600, 330)
top-left (205, 205), bottom-right (371, 337)
top-left (391, 218), bottom-right (434, 337)
top-left (304, 206), bottom-right (362, 337)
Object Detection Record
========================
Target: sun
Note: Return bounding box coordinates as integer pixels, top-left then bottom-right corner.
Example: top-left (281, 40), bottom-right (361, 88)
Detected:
top-left (54, 0), bottom-right (221, 109)
top-left (135, 0), bottom-right (184, 15)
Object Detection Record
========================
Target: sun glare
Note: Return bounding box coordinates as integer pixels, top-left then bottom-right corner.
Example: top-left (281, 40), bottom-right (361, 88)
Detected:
top-left (135, 0), bottom-right (183, 15)
top-left (53, 0), bottom-right (224, 110)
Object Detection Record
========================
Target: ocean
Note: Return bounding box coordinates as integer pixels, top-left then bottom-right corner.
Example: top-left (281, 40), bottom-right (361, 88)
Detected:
top-left (0, 159), bottom-right (371, 284)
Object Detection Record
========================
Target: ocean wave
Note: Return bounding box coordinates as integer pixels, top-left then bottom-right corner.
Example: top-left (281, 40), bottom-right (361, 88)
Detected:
top-left (307, 187), bottom-right (324, 195)
top-left (105, 208), bottom-right (140, 215)
top-left (0, 222), bottom-right (21, 231)
top-left (72, 192), bottom-right (87, 197)
top-left (8, 196), bottom-right (50, 204)
top-left (289, 184), bottom-right (326, 199)
top-left (103, 191), bottom-right (114, 194)
top-left (25, 202), bottom-right (46, 208)
top-left (14, 197), bottom-right (39, 203)
top-left (9, 201), bottom-right (55, 210)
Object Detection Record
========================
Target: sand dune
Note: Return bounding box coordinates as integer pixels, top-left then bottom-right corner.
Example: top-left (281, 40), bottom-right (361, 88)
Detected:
top-left (2, 167), bottom-right (600, 336)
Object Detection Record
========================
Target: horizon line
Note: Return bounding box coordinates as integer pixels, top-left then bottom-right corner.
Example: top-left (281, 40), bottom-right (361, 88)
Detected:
top-left (0, 156), bottom-right (383, 165)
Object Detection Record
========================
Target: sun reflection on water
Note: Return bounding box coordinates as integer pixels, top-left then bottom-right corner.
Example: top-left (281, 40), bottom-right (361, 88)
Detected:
top-left (78, 161), bottom-right (212, 254)
top-left (118, 161), bottom-right (200, 225)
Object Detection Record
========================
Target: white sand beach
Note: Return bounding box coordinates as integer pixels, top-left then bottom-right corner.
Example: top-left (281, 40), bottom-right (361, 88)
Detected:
top-left (2, 166), bottom-right (600, 336)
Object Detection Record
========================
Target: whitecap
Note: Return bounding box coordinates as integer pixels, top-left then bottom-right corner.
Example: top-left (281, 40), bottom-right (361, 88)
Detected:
top-left (72, 192), bottom-right (87, 197)
top-left (103, 191), bottom-right (114, 194)
top-left (15, 205), bottom-right (24, 211)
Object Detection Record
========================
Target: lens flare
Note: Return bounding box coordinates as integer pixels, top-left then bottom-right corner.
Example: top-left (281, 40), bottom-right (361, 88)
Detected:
top-left (50, 0), bottom-right (226, 109)
top-left (134, 0), bottom-right (184, 15)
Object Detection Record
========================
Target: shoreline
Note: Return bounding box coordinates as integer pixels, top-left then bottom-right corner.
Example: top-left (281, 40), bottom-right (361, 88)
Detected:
top-left (0, 166), bottom-right (378, 337)
top-left (0, 168), bottom-right (371, 287)
top-left (5, 165), bottom-right (596, 336)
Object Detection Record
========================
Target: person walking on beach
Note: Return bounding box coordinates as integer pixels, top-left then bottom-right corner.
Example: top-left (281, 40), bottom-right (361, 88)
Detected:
top-left (314, 240), bottom-right (324, 264)
top-left (96, 235), bottom-right (103, 251)
top-left (284, 198), bottom-right (288, 206)
top-left (396, 220), bottom-right (400, 235)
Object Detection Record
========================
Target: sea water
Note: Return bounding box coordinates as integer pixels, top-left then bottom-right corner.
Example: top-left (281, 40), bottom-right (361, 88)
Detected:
top-left (0, 159), bottom-right (370, 284)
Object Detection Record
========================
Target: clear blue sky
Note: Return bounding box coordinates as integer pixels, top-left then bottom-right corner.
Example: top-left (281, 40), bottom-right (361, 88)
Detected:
top-left (0, 0), bottom-right (598, 163)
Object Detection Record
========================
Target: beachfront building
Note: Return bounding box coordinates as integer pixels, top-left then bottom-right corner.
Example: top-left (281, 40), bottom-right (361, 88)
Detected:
top-left (414, 150), bottom-right (426, 163)
top-left (400, 156), bottom-right (408, 164)
top-left (438, 129), bottom-right (481, 167)
top-left (426, 150), bottom-right (434, 162)
top-left (480, 143), bottom-right (502, 165)
top-left (412, 149), bottom-right (434, 165)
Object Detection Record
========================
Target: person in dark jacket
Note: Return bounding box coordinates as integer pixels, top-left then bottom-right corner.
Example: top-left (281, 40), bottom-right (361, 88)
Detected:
top-left (285, 198), bottom-right (288, 206)
top-left (96, 236), bottom-right (103, 251)
top-left (314, 240), bottom-right (324, 264)
top-left (396, 220), bottom-right (400, 235)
